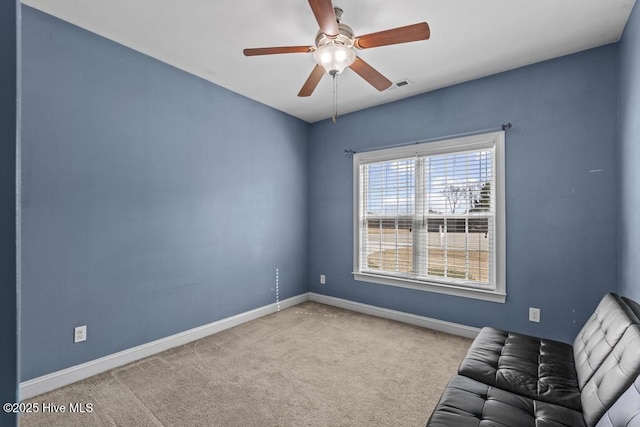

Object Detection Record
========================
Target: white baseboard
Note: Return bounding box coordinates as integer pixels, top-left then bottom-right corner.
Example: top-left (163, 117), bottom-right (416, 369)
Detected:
top-left (21, 292), bottom-right (478, 400)
top-left (309, 292), bottom-right (480, 339)
top-left (19, 293), bottom-right (309, 400)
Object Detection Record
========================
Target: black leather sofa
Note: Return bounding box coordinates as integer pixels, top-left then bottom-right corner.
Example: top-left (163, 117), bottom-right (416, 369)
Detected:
top-left (427, 293), bottom-right (640, 426)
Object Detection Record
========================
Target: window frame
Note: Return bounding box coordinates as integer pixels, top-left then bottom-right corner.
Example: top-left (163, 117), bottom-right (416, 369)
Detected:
top-left (352, 131), bottom-right (506, 303)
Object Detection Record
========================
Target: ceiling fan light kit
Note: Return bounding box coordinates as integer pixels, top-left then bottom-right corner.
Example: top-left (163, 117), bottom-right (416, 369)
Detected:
top-left (313, 8), bottom-right (355, 75)
top-left (243, 0), bottom-right (430, 120)
top-left (314, 44), bottom-right (355, 75)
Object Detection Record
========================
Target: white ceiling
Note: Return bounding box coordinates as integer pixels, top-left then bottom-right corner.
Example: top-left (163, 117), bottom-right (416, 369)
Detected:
top-left (22, 0), bottom-right (636, 123)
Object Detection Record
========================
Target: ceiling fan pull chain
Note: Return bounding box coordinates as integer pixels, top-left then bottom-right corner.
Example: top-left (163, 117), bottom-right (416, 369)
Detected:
top-left (332, 72), bottom-right (338, 123)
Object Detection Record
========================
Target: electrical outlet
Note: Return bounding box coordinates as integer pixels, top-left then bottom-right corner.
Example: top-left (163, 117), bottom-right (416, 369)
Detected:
top-left (320, 274), bottom-right (326, 284)
top-left (74, 325), bottom-right (87, 343)
top-left (529, 308), bottom-right (541, 323)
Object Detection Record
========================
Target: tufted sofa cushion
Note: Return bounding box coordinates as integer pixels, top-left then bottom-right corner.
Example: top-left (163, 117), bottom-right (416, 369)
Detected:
top-left (581, 325), bottom-right (640, 426)
top-left (595, 374), bottom-right (640, 427)
top-left (573, 293), bottom-right (640, 389)
top-left (427, 375), bottom-right (586, 427)
top-left (458, 327), bottom-right (582, 410)
top-left (457, 293), bottom-right (640, 414)
top-left (430, 294), bottom-right (640, 426)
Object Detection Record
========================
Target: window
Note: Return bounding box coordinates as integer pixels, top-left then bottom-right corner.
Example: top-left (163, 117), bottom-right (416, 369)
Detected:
top-left (353, 131), bottom-right (505, 303)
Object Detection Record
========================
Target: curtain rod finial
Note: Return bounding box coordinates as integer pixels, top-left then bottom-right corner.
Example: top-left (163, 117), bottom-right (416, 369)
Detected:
top-left (502, 123), bottom-right (512, 130)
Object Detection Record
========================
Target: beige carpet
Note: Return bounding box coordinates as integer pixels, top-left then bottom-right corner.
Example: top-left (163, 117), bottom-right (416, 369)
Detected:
top-left (19, 301), bottom-right (471, 427)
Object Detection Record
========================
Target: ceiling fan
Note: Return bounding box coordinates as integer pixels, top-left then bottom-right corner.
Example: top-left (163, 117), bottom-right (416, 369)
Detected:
top-left (243, 0), bottom-right (430, 97)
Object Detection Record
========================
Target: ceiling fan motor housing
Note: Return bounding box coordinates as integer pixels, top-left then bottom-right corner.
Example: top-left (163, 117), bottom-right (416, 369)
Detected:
top-left (315, 22), bottom-right (354, 47)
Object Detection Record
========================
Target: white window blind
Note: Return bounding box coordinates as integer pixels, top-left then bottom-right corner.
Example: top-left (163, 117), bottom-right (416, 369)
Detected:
top-left (353, 131), bottom-right (505, 302)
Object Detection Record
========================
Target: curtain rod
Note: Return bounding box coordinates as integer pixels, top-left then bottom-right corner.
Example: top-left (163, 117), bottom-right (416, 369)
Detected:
top-left (344, 123), bottom-right (512, 155)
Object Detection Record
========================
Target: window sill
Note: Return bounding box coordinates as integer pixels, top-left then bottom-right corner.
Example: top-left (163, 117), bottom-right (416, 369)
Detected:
top-left (352, 272), bottom-right (506, 303)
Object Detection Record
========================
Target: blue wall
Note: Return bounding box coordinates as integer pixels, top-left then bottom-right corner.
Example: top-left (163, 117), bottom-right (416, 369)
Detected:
top-left (620, 2), bottom-right (640, 301)
top-left (309, 45), bottom-right (620, 343)
top-left (1, 1), bottom-right (18, 424)
top-left (20, 7), bottom-right (309, 381)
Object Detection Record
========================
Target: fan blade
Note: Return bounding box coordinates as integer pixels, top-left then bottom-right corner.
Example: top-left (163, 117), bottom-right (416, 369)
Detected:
top-left (308, 0), bottom-right (339, 37)
top-left (354, 22), bottom-right (430, 49)
top-left (349, 57), bottom-right (392, 91)
top-left (298, 65), bottom-right (325, 97)
top-left (243, 46), bottom-right (314, 56)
